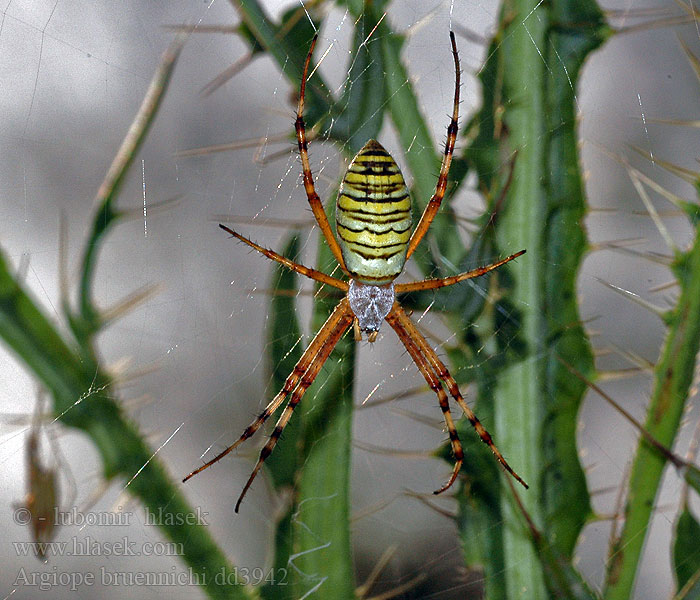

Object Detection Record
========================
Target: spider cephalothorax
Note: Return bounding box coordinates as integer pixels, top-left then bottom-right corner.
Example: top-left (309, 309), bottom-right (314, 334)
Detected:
top-left (347, 280), bottom-right (395, 342)
top-left (184, 32), bottom-right (527, 513)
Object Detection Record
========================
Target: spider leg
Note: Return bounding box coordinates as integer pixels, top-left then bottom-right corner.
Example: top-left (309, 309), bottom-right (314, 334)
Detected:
top-left (295, 35), bottom-right (349, 276)
top-left (385, 306), bottom-right (464, 493)
top-left (395, 250), bottom-right (525, 293)
top-left (219, 225), bottom-right (348, 291)
top-left (235, 299), bottom-right (354, 512)
top-left (405, 32), bottom-right (460, 260)
top-left (183, 298), bottom-right (353, 487)
top-left (387, 304), bottom-right (529, 490)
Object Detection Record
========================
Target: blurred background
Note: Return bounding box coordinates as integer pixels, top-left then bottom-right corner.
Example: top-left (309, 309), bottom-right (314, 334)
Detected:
top-left (1, 0), bottom-right (699, 597)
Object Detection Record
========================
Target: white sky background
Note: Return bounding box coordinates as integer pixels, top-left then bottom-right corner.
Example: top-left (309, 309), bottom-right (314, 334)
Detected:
top-left (0, 0), bottom-right (699, 598)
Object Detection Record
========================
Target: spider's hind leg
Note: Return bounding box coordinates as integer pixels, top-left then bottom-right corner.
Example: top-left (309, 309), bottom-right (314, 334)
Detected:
top-left (405, 31), bottom-right (461, 260)
top-left (233, 298), bottom-right (354, 512)
top-left (386, 304), bottom-right (528, 491)
top-left (385, 305), bottom-right (465, 494)
top-left (183, 299), bottom-right (353, 509)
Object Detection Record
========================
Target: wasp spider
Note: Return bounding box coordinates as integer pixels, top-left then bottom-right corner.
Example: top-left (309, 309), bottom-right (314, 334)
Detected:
top-left (184, 32), bottom-right (527, 512)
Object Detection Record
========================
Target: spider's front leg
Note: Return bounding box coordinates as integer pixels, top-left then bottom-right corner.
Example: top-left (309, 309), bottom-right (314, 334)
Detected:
top-left (294, 34), bottom-right (349, 275)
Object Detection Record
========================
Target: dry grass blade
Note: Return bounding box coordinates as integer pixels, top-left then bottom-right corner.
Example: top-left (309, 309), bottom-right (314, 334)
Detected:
top-left (79, 33), bottom-right (188, 323)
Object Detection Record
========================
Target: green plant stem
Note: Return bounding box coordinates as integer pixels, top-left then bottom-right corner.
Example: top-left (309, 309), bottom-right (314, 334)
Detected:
top-left (482, 0), bottom-right (607, 595)
top-left (605, 229), bottom-right (700, 598)
top-left (0, 34), bottom-right (258, 600)
top-left (77, 37), bottom-right (185, 331)
top-left (494, 3), bottom-right (548, 596)
top-left (0, 250), bottom-right (256, 600)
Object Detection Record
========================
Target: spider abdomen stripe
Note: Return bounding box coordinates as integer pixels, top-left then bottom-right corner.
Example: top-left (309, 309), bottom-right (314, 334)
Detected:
top-left (336, 139), bottom-right (411, 284)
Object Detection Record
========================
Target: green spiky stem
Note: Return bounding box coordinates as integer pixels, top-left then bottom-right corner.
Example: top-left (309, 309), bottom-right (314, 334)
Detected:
top-left (604, 225), bottom-right (700, 598)
top-left (481, 0), bottom-right (607, 596)
top-left (0, 249), bottom-right (256, 600)
top-left (0, 36), bottom-right (256, 600)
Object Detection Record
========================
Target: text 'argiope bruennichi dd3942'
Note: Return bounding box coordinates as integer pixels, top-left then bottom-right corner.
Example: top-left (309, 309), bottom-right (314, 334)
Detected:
top-left (183, 31), bottom-right (528, 513)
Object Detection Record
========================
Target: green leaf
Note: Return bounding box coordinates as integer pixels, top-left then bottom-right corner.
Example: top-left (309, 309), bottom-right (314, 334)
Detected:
top-left (331, 11), bottom-right (386, 152)
top-left (674, 507), bottom-right (700, 598)
top-left (290, 200), bottom-right (355, 600)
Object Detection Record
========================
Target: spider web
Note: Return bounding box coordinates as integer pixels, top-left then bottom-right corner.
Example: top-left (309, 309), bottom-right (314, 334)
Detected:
top-left (0, 0), bottom-right (698, 599)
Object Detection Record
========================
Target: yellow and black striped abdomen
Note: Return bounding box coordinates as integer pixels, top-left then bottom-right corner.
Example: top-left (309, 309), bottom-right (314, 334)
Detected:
top-left (335, 140), bottom-right (411, 284)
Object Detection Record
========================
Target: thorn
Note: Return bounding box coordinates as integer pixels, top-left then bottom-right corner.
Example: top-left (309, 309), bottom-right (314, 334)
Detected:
top-left (595, 277), bottom-right (666, 319)
top-left (175, 132), bottom-right (292, 158)
top-left (120, 394), bottom-right (155, 410)
top-left (356, 385), bottom-right (427, 410)
top-left (678, 33), bottom-right (700, 81)
top-left (625, 164), bottom-right (697, 216)
top-left (102, 283), bottom-right (164, 324)
top-left (674, 0), bottom-right (699, 18)
top-left (607, 343), bottom-right (656, 372)
top-left (594, 346), bottom-right (613, 358)
top-left (587, 206), bottom-right (619, 214)
top-left (648, 279), bottom-right (678, 293)
top-left (350, 494), bottom-right (401, 523)
top-left (630, 145), bottom-right (699, 184)
top-left (589, 484), bottom-right (622, 497)
top-left (388, 406), bottom-right (443, 429)
top-left (245, 287), bottom-right (331, 299)
top-left (597, 367), bottom-right (644, 382)
top-left (161, 23), bottom-right (239, 34)
top-left (632, 208), bottom-right (686, 217)
top-left (355, 545), bottom-right (399, 598)
top-left (644, 117), bottom-right (700, 128)
top-left (594, 242), bottom-right (673, 266)
top-left (614, 16), bottom-right (695, 36)
top-left (201, 52), bottom-right (255, 97)
top-left (353, 440), bottom-right (431, 460)
top-left (119, 195), bottom-right (181, 220)
top-left (403, 489), bottom-right (457, 520)
top-left (625, 165), bottom-right (677, 252)
top-left (590, 237), bottom-right (645, 252)
top-left (213, 214), bottom-right (315, 229)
